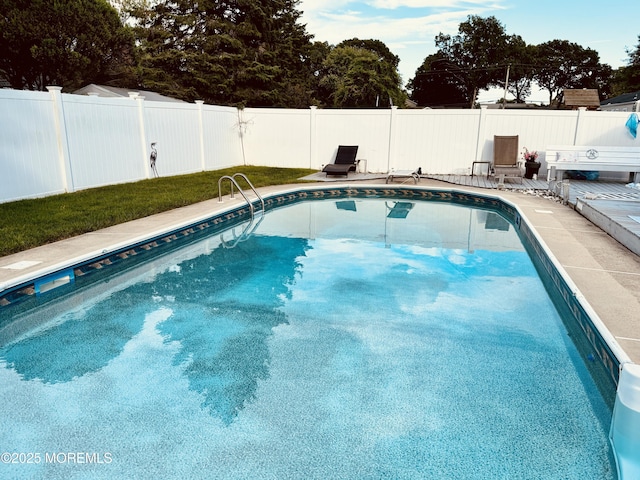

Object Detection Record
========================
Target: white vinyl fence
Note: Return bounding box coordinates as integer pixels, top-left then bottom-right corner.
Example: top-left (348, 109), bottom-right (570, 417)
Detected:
top-left (1, 87), bottom-right (638, 204)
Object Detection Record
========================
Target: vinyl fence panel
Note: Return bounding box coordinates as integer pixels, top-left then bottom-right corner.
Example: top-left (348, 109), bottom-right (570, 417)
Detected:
top-left (0, 90), bottom-right (64, 202)
top-left (575, 110), bottom-right (639, 146)
top-left (314, 109), bottom-right (392, 173)
top-left (394, 109), bottom-right (481, 175)
top-left (143, 101), bottom-right (203, 177)
top-left (2, 86), bottom-right (639, 204)
top-left (61, 94), bottom-right (145, 190)
top-left (478, 109), bottom-right (580, 172)
top-left (202, 104), bottom-right (245, 170)
top-left (240, 108), bottom-right (311, 169)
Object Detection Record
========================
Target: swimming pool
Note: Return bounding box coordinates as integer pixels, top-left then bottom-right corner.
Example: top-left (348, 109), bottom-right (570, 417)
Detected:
top-left (0, 190), bottom-right (619, 479)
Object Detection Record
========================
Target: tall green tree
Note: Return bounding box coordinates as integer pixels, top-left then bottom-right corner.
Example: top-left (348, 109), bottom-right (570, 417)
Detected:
top-left (611, 35), bottom-right (640, 96)
top-left (128, 1), bottom-right (201, 101)
top-left (407, 55), bottom-right (469, 107)
top-left (318, 42), bottom-right (405, 108)
top-left (306, 40), bottom-right (332, 105)
top-left (130, 0), bottom-right (315, 106)
top-left (411, 15), bottom-right (617, 107)
top-left (0, 0), bottom-right (136, 91)
top-left (337, 38), bottom-right (400, 71)
top-left (533, 40), bottom-right (609, 105)
top-left (501, 35), bottom-right (536, 103)
top-left (433, 15), bottom-right (510, 106)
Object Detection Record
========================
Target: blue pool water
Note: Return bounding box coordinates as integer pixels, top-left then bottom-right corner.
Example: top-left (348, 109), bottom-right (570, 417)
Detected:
top-left (0, 198), bottom-right (616, 479)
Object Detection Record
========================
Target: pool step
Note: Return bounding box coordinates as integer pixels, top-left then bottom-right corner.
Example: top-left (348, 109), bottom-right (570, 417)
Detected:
top-left (610, 363), bottom-right (640, 480)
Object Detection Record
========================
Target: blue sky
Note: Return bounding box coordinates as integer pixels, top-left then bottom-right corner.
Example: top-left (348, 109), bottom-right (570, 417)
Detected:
top-left (298, 0), bottom-right (638, 103)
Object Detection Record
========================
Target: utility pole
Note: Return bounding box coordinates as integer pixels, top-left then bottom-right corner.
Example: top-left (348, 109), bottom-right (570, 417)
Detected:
top-left (502, 65), bottom-right (510, 109)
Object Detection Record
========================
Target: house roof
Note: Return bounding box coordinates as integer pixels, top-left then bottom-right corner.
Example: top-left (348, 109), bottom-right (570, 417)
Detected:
top-left (563, 89), bottom-right (600, 108)
top-left (73, 84), bottom-right (186, 103)
top-left (600, 90), bottom-right (640, 106)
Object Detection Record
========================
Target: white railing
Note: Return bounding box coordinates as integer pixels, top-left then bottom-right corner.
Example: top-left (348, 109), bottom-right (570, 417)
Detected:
top-left (1, 87), bottom-right (637, 204)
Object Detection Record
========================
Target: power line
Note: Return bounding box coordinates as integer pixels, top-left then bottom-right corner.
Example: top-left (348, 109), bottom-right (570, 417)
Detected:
top-left (412, 62), bottom-right (611, 78)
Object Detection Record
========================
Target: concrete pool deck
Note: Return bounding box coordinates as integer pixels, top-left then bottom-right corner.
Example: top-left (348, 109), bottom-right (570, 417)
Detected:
top-left (1, 178), bottom-right (639, 365)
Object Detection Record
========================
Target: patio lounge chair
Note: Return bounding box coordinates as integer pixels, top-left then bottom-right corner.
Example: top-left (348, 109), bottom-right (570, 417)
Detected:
top-left (323, 145), bottom-right (358, 176)
top-left (493, 135), bottom-right (523, 184)
top-left (386, 169), bottom-right (420, 184)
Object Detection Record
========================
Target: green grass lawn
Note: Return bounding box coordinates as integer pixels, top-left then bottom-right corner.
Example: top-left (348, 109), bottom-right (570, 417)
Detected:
top-left (0, 166), bottom-right (316, 257)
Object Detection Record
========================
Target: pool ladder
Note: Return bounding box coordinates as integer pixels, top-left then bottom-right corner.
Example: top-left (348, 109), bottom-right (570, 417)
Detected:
top-left (217, 173), bottom-right (265, 248)
top-left (218, 173), bottom-right (265, 216)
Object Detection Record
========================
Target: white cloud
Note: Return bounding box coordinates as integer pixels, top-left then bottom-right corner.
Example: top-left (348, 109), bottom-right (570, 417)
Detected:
top-left (369, 0), bottom-right (499, 7)
top-left (299, 0), bottom-right (632, 97)
top-left (317, 11), bottom-right (472, 42)
top-left (299, 0), bottom-right (493, 84)
top-left (301, 0), bottom-right (500, 9)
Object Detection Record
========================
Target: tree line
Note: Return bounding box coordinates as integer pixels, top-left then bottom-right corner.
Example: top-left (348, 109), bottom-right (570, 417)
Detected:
top-left (408, 16), bottom-right (628, 108)
top-left (1, 1), bottom-right (639, 108)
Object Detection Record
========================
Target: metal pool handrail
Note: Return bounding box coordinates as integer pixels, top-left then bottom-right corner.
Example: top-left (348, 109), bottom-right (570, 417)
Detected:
top-left (217, 173), bottom-right (265, 217)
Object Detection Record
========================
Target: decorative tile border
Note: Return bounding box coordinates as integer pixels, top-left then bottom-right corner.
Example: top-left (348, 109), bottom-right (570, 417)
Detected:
top-left (0, 185), bottom-right (620, 395)
top-left (0, 206), bottom-right (254, 309)
top-left (515, 213), bottom-right (620, 393)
